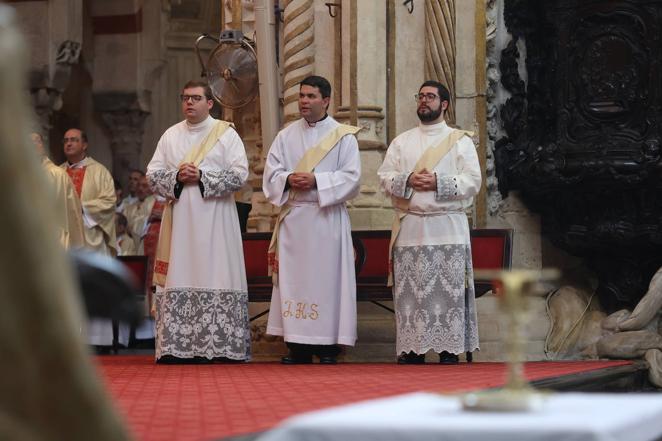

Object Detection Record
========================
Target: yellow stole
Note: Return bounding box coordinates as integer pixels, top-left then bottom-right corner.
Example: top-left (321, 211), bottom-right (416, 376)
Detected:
top-left (153, 120), bottom-right (232, 287)
top-left (267, 123), bottom-right (361, 284)
top-left (387, 129), bottom-right (473, 286)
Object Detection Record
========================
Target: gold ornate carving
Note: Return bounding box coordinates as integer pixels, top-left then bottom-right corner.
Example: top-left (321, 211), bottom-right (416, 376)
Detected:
top-left (425, 0), bottom-right (456, 124)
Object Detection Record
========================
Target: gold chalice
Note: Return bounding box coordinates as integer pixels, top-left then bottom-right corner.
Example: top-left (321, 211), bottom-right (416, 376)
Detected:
top-left (461, 269), bottom-right (559, 412)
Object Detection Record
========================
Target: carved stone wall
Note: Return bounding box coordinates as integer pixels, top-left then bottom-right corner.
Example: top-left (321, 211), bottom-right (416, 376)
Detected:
top-left (12, 0), bottom-right (82, 149)
top-left (495, 0), bottom-right (662, 312)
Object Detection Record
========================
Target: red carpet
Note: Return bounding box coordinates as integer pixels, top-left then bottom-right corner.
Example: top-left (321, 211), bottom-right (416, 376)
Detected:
top-left (96, 356), bottom-right (630, 441)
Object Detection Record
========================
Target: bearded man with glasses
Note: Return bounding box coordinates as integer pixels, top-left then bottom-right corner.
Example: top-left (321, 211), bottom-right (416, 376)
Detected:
top-left (378, 80), bottom-right (481, 365)
top-left (146, 80), bottom-right (251, 364)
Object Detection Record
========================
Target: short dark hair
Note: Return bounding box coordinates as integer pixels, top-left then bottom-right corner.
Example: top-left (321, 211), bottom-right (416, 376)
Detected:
top-left (183, 80), bottom-right (213, 100)
top-left (129, 168), bottom-right (145, 177)
top-left (419, 80), bottom-right (450, 104)
top-left (116, 212), bottom-right (128, 227)
top-left (66, 128), bottom-right (88, 143)
top-left (300, 75), bottom-right (331, 99)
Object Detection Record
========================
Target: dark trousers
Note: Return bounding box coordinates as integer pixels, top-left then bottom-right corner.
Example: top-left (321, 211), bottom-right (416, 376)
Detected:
top-left (286, 342), bottom-right (340, 358)
top-left (236, 202), bottom-right (251, 233)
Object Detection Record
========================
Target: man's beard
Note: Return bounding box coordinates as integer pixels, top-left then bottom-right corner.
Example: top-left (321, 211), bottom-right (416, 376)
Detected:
top-left (417, 105), bottom-right (442, 122)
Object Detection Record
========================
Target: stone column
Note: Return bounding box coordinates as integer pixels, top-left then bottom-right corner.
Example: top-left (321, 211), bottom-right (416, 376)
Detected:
top-left (90, 0), bottom-right (151, 186)
top-left (335, 0), bottom-right (391, 230)
top-left (34, 40), bottom-right (82, 138)
top-left (96, 101), bottom-right (148, 188)
top-left (282, 0), bottom-right (315, 124)
top-left (425, 0), bottom-right (456, 124)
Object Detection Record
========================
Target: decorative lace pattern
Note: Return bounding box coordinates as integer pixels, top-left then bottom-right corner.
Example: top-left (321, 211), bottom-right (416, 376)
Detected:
top-left (147, 169), bottom-right (178, 199)
top-left (392, 172), bottom-right (413, 199)
top-left (200, 170), bottom-right (244, 198)
top-left (393, 244), bottom-right (479, 355)
top-left (435, 174), bottom-right (459, 201)
top-left (155, 287), bottom-right (251, 360)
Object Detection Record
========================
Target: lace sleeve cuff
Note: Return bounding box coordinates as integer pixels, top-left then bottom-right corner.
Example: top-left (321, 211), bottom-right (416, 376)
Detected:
top-left (147, 169), bottom-right (178, 199)
top-left (392, 172), bottom-right (413, 199)
top-left (435, 174), bottom-right (459, 201)
top-left (199, 169), bottom-right (244, 198)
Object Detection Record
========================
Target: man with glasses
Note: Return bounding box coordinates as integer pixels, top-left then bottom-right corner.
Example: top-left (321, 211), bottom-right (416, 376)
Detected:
top-left (146, 80), bottom-right (250, 363)
top-left (32, 132), bottom-right (85, 249)
top-left (60, 127), bottom-right (119, 351)
top-left (377, 80), bottom-right (481, 364)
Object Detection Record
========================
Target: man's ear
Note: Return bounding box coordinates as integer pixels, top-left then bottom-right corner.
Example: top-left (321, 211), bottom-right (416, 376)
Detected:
top-left (441, 100), bottom-right (449, 111)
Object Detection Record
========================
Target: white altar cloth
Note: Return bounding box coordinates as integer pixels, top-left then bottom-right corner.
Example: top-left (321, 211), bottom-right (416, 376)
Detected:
top-left (258, 392), bottom-right (662, 441)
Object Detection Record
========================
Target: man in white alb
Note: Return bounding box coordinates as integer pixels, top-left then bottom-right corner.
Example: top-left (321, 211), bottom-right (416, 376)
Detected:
top-left (263, 75), bottom-right (361, 364)
top-left (378, 80), bottom-right (481, 364)
top-left (147, 80), bottom-right (250, 363)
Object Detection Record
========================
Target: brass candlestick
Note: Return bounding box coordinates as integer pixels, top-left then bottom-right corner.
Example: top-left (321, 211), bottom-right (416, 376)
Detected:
top-left (462, 269), bottom-right (559, 412)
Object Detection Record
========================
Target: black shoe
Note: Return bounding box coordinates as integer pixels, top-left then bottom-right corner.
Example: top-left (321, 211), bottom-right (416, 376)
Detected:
top-left (439, 351), bottom-right (459, 364)
top-left (397, 352), bottom-right (426, 364)
top-left (92, 345), bottom-right (112, 355)
top-left (212, 357), bottom-right (246, 364)
top-left (156, 355), bottom-right (210, 364)
top-left (156, 355), bottom-right (189, 364)
top-left (319, 356), bottom-right (337, 364)
top-left (281, 353), bottom-right (313, 364)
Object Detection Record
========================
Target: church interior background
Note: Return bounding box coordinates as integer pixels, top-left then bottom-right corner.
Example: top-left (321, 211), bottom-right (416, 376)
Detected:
top-left (9, 0), bottom-right (662, 377)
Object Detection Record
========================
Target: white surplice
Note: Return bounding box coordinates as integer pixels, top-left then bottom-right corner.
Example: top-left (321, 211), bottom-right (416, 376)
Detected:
top-left (146, 116), bottom-right (251, 360)
top-left (378, 120), bottom-right (481, 355)
top-left (262, 116), bottom-right (361, 346)
top-left (122, 194), bottom-right (155, 253)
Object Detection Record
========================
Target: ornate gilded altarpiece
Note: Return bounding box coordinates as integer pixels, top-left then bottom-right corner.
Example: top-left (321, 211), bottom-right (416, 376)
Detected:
top-left (495, 0), bottom-right (662, 312)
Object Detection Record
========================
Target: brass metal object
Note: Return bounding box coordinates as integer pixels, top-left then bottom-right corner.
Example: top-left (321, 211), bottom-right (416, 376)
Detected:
top-left (461, 269), bottom-right (559, 412)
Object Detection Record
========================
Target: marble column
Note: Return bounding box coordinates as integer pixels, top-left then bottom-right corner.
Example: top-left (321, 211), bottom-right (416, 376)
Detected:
top-left (96, 99), bottom-right (148, 188)
top-left (335, 0), bottom-right (391, 230)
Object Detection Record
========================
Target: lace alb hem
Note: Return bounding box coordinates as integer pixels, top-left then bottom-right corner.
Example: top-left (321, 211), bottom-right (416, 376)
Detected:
top-left (155, 287), bottom-right (251, 359)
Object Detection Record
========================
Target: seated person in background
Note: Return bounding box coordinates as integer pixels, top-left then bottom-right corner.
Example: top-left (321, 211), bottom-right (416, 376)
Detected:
top-left (117, 169), bottom-right (144, 213)
top-left (114, 179), bottom-right (123, 213)
top-left (122, 174), bottom-right (155, 253)
top-left (115, 213), bottom-right (136, 256)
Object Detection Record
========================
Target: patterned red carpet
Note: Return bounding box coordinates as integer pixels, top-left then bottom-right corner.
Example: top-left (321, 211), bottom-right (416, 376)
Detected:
top-left (96, 356), bottom-right (630, 441)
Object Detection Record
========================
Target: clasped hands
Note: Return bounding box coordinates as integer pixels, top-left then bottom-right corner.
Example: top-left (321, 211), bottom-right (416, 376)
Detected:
top-left (287, 172), bottom-right (316, 190)
top-left (408, 168), bottom-right (437, 192)
top-left (177, 162), bottom-right (201, 185)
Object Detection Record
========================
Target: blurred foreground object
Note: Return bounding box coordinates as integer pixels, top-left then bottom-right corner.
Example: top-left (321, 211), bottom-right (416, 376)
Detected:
top-left (70, 250), bottom-right (143, 324)
top-left (0, 5), bottom-right (132, 440)
top-left (463, 269), bottom-right (559, 412)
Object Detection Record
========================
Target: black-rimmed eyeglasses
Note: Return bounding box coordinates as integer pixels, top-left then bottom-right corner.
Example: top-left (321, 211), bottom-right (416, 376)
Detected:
top-left (180, 94), bottom-right (205, 103)
top-left (414, 93), bottom-right (439, 103)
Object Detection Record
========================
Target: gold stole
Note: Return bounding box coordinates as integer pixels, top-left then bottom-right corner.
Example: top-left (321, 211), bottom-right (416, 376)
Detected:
top-left (387, 129), bottom-right (473, 286)
top-left (153, 120), bottom-right (232, 287)
top-left (267, 123), bottom-right (361, 285)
